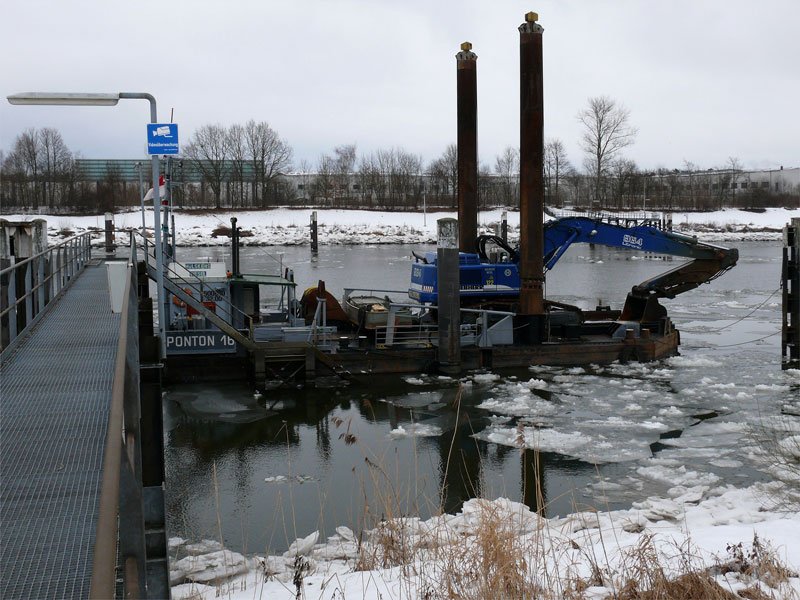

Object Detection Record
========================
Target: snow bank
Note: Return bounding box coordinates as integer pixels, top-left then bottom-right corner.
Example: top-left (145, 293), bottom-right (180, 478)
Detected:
top-left (6, 206), bottom-right (798, 247)
top-left (170, 482), bottom-right (800, 599)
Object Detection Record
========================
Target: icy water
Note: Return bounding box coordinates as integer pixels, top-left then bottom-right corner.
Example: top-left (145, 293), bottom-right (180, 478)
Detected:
top-left (164, 241), bottom-right (798, 554)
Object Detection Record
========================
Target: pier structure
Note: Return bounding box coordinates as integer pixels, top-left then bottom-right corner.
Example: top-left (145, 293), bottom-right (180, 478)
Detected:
top-left (0, 233), bottom-right (168, 598)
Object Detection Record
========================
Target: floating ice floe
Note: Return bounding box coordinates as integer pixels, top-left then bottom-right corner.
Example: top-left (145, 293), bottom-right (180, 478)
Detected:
top-left (388, 422), bottom-right (442, 438)
top-left (667, 355), bottom-right (723, 368)
top-left (171, 549), bottom-right (250, 585)
top-left (470, 372), bottom-right (501, 384)
top-left (264, 474), bottom-right (315, 483)
top-left (284, 530), bottom-right (319, 557)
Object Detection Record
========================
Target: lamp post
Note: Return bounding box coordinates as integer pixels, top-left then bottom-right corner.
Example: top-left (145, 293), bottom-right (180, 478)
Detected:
top-left (134, 161), bottom-right (146, 233)
top-left (7, 92), bottom-right (168, 355)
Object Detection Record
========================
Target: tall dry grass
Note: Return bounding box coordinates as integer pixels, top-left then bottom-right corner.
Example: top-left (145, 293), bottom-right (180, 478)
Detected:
top-left (173, 385), bottom-right (798, 600)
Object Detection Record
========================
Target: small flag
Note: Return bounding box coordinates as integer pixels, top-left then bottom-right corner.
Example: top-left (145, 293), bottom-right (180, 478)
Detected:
top-left (143, 175), bottom-right (167, 202)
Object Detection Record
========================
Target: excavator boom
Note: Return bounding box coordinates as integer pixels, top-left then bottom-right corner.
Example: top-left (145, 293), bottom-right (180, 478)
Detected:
top-left (408, 217), bottom-right (738, 311)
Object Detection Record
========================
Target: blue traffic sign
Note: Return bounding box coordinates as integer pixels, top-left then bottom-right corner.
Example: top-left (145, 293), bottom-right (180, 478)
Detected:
top-left (147, 123), bottom-right (179, 155)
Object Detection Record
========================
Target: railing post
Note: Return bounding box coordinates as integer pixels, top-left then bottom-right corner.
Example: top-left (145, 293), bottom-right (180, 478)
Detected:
top-left (8, 267), bottom-right (17, 342)
top-left (477, 310), bottom-right (492, 348)
top-left (56, 247), bottom-right (63, 295)
top-left (24, 261), bottom-right (33, 328)
top-left (386, 307), bottom-right (397, 347)
top-left (67, 240), bottom-right (74, 281)
top-left (37, 255), bottom-right (46, 314)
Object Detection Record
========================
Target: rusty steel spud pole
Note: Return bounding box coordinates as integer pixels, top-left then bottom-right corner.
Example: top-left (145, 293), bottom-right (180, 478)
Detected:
top-left (457, 41), bottom-right (479, 253)
top-left (518, 11), bottom-right (546, 340)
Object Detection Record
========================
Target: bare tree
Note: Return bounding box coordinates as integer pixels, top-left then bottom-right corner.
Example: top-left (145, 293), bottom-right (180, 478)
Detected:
top-left (39, 128), bottom-right (72, 209)
top-left (682, 160), bottom-right (700, 209)
top-left (244, 120), bottom-right (292, 207)
top-left (392, 148), bottom-right (423, 208)
top-left (313, 153), bottom-right (335, 204)
top-left (494, 146), bottom-right (519, 206)
top-left (226, 124), bottom-right (247, 207)
top-left (426, 144), bottom-right (458, 208)
top-left (544, 138), bottom-right (572, 207)
top-left (295, 159), bottom-right (313, 203)
top-left (183, 124), bottom-right (229, 208)
top-left (357, 151), bottom-right (385, 206)
top-left (15, 129), bottom-right (41, 209)
top-left (577, 96), bottom-right (638, 206)
top-left (610, 158), bottom-right (638, 209)
top-left (333, 144), bottom-right (356, 203)
top-left (726, 156), bottom-right (743, 207)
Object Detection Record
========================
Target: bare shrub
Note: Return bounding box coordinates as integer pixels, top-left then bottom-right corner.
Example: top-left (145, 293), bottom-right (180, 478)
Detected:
top-left (210, 225), bottom-right (253, 238)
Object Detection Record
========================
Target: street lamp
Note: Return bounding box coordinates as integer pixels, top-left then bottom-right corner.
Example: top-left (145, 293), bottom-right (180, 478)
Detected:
top-left (7, 91), bottom-right (168, 355)
top-left (134, 162), bottom-right (146, 233)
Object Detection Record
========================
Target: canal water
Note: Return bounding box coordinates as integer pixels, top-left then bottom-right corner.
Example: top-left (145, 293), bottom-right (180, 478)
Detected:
top-left (165, 241), bottom-right (798, 555)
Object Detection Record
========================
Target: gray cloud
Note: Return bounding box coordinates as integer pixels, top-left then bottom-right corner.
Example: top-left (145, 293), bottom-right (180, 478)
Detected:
top-left (2, 0), bottom-right (798, 171)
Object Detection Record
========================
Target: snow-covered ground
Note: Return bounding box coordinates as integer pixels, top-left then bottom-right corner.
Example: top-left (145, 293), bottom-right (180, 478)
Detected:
top-left (170, 480), bottom-right (800, 599)
top-left (4, 206), bottom-right (799, 246)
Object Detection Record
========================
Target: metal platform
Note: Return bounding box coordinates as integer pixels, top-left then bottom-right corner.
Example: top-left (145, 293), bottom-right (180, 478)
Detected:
top-left (1, 264), bottom-right (120, 599)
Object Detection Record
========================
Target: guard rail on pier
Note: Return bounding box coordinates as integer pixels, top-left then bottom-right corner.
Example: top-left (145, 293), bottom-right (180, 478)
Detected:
top-left (0, 232), bottom-right (91, 353)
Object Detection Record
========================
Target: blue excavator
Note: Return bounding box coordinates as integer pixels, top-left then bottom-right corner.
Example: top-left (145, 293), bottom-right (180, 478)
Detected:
top-left (408, 216), bottom-right (738, 325)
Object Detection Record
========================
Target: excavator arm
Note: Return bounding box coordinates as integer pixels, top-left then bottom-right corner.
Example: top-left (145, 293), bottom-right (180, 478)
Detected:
top-left (541, 217), bottom-right (739, 300)
top-left (408, 216), bottom-right (738, 317)
top-left (539, 217), bottom-right (738, 322)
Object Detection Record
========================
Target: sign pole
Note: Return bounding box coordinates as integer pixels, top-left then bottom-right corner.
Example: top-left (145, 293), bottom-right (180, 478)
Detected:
top-left (143, 118), bottom-right (179, 354)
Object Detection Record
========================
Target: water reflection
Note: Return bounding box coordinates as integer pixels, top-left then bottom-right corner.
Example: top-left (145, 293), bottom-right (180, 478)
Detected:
top-left (164, 379), bottom-right (602, 553)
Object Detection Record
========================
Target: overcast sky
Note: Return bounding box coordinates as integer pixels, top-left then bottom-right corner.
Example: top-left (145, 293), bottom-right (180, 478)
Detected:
top-left (1, 0), bottom-right (798, 172)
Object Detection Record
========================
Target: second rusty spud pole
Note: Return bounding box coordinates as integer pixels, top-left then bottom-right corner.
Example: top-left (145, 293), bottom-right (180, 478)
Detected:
top-left (517, 11), bottom-right (546, 342)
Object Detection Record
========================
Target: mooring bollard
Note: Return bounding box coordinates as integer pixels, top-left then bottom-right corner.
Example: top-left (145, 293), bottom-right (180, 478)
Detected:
top-left (310, 211), bottom-right (319, 254)
top-left (104, 212), bottom-right (115, 254)
top-left (782, 217), bottom-right (799, 369)
top-left (437, 218), bottom-right (461, 374)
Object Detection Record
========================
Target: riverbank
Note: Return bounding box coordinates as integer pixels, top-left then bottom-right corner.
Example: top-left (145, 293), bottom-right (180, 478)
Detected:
top-left (170, 480), bottom-right (800, 599)
top-left (4, 206), bottom-right (799, 246)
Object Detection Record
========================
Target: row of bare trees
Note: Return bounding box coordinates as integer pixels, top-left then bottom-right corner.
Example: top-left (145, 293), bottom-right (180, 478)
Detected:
top-left (182, 120), bottom-right (293, 209)
top-left (1, 128), bottom-right (84, 211)
top-left (3, 96), bottom-right (795, 213)
top-left (1, 128), bottom-right (143, 213)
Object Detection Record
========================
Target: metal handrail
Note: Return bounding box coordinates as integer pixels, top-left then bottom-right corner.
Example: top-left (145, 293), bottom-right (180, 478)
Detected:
top-left (375, 303), bottom-right (516, 349)
top-left (1, 232), bottom-right (92, 352)
top-left (89, 256), bottom-right (132, 598)
top-left (90, 237), bottom-right (146, 598)
top-left (133, 231), bottom-right (254, 335)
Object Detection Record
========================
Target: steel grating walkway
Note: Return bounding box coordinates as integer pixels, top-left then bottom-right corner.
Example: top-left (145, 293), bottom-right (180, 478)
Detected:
top-left (1, 264), bottom-right (121, 599)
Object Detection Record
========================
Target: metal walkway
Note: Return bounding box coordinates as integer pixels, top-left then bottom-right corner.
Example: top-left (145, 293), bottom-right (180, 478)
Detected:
top-left (0, 263), bottom-right (120, 599)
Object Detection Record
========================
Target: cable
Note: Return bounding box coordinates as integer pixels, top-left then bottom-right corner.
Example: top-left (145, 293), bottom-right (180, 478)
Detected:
top-left (687, 286), bottom-right (781, 333)
top-left (714, 330), bottom-right (781, 347)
